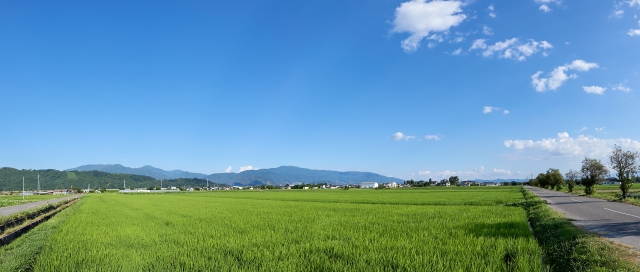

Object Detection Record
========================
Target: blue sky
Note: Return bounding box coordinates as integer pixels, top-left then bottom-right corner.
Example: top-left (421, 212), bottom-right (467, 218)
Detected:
top-left (1, 0), bottom-right (639, 180)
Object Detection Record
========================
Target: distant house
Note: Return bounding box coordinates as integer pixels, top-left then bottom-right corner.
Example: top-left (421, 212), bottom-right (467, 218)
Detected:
top-left (360, 182), bottom-right (379, 189)
top-left (483, 182), bottom-right (498, 186)
top-left (444, 182), bottom-right (451, 187)
top-left (602, 177), bottom-right (620, 185)
top-left (384, 182), bottom-right (397, 189)
top-left (53, 189), bottom-right (71, 195)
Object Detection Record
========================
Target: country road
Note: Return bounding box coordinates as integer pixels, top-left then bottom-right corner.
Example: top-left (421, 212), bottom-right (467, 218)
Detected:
top-left (526, 186), bottom-right (640, 250)
top-left (0, 195), bottom-right (81, 217)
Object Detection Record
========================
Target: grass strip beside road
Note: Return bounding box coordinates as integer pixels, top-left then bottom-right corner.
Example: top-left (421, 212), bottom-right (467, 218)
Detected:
top-left (558, 185), bottom-right (640, 207)
top-left (521, 188), bottom-right (640, 272)
top-left (0, 199), bottom-right (81, 272)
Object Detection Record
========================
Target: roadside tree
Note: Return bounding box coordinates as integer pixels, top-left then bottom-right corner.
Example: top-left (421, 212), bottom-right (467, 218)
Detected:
top-left (609, 145), bottom-right (639, 199)
top-left (564, 170), bottom-right (581, 193)
top-left (581, 158), bottom-right (609, 195)
top-left (547, 168), bottom-right (565, 191)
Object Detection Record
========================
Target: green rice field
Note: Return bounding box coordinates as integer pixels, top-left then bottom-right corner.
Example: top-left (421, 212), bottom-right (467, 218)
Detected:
top-left (17, 187), bottom-right (542, 271)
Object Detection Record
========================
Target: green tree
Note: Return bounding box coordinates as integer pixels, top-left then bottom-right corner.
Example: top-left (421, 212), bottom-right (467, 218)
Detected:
top-left (536, 173), bottom-right (549, 189)
top-left (565, 169), bottom-right (581, 193)
top-left (448, 176), bottom-right (459, 186)
top-left (609, 145), bottom-right (639, 199)
top-left (546, 168), bottom-right (564, 191)
top-left (581, 158), bottom-right (609, 195)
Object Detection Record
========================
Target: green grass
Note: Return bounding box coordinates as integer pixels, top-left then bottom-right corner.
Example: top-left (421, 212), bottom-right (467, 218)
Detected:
top-left (0, 199), bottom-right (81, 271)
top-left (522, 188), bottom-right (640, 271)
top-left (29, 187), bottom-right (542, 271)
top-left (559, 184), bottom-right (640, 206)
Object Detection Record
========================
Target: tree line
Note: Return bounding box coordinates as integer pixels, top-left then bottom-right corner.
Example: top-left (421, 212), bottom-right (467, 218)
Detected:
top-left (528, 145), bottom-right (639, 199)
top-left (0, 168), bottom-right (226, 191)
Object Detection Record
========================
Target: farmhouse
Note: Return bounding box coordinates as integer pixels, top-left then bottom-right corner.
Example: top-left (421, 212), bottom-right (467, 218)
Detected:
top-left (603, 177), bottom-right (620, 185)
top-left (383, 182), bottom-right (397, 188)
top-left (53, 189), bottom-right (72, 195)
top-left (360, 182), bottom-right (378, 189)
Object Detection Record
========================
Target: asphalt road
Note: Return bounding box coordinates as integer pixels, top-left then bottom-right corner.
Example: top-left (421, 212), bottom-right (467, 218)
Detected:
top-left (526, 186), bottom-right (640, 250)
top-left (0, 195), bottom-right (80, 217)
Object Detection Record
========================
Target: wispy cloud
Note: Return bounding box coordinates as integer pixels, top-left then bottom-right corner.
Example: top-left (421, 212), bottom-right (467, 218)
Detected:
top-left (425, 134), bottom-right (443, 140)
top-left (391, 132), bottom-right (415, 141)
top-left (488, 5), bottom-right (497, 18)
top-left (504, 132), bottom-right (640, 159)
top-left (531, 60), bottom-right (599, 92)
top-left (469, 38), bottom-right (552, 61)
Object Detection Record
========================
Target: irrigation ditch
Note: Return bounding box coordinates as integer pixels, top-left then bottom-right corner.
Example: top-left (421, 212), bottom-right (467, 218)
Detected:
top-left (0, 198), bottom-right (79, 247)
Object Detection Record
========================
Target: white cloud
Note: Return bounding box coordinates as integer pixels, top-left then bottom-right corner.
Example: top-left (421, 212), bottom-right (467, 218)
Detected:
top-left (470, 39), bottom-right (487, 50)
top-left (567, 59), bottom-right (599, 71)
top-left (483, 106), bottom-right (509, 114)
top-left (535, 0), bottom-right (560, 12)
top-left (504, 132), bottom-right (640, 159)
top-left (630, 0), bottom-right (640, 7)
top-left (425, 134), bottom-right (443, 140)
top-left (531, 59), bottom-right (599, 92)
top-left (583, 86), bottom-right (607, 94)
top-left (595, 127), bottom-right (605, 132)
top-left (611, 10), bottom-right (625, 18)
top-left (418, 165), bottom-right (515, 179)
top-left (391, 132), bottom-right (415, 140)
top-left (488, 5), bottom-right (497, 18)
top-left (225, 166), bottom-right (232, 173)
top-left (628, 29), bottom-right (640, 36)
top-left (470, 38), bottom-right (552, 61)
top-left (483, 106), bottom-right (499, 114)
top-left (612, 83), bottom-right (632, 92)
top-left (453, 36), bottom-right (464, 43)
top-left (539, 4), bottom-right (551, 12)
top-left (239, 166), bottom-right (257, 172)
top-left (483, 25), bottom-right (494, 35)
top-left (392, 0), bottom-right (467, 52)
top-left (452, 48), bottom-right (463, 55)
top-left (579, 126), bottom-right (588, 132)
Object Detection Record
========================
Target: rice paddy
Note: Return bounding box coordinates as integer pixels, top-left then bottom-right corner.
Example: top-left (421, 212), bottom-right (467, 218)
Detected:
top-left (17, 187), bottom-right (543, 271)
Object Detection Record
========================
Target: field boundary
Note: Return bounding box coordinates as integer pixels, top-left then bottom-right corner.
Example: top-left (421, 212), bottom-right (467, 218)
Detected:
top-left (521, 188), bottom-right (640, 271)
top-left (0, 199), bottom-right (78, 247)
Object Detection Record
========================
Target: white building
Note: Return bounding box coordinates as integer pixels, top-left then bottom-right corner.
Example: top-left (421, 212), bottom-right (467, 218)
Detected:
top-left (360, 182), bottom-right (379, 189)
top-left (384, 182), bottom-right (397, 188)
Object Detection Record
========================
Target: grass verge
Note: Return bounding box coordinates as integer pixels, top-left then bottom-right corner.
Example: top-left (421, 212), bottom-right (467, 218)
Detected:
top-left (558, 186), bottom-right (640, 207)
top-left (521, 188), bottom-right (640, 272)
top-left (0, 198), bottom-right (82, 272)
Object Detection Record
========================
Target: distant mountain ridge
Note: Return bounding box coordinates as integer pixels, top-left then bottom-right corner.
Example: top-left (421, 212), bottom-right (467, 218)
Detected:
top-left (68, 164), bottom-right (403, 186)
top-left (205, 166), bottom-right (403, 186)
top-left (68, 164), bottom-right (207, 180)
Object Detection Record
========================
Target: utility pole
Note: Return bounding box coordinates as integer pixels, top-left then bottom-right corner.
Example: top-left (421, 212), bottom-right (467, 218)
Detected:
top-left (37, 174), bottom-right (41, 192)
top-left (22, 176), bottom-right (25, 200)
top-left (124, 179), bottom-right (126, 190)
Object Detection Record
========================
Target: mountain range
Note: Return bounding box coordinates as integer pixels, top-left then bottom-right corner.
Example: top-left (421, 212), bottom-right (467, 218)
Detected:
top-left (67, 164), bottom-right (403, 186)
top-left (68, 164), bottom-right (207, 180)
